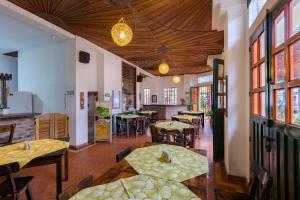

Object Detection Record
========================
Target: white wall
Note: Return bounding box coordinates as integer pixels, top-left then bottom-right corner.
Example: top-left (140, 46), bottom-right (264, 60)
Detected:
top-left (223, 3), bottom-right (250, 179)
top-left (0, 54), bottom-right (18, 91)
top-left (18, 40), bottom-right (69, 114)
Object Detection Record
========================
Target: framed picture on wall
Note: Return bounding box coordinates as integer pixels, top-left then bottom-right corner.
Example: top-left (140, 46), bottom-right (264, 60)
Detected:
top-left (112, 90), bottom-right (120, 109)
top-left (152, 95), bottom-right (157, 103)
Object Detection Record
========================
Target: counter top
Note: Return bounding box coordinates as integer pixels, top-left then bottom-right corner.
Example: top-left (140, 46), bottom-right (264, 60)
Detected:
top-left (0, 113), bottom-right (41, 119)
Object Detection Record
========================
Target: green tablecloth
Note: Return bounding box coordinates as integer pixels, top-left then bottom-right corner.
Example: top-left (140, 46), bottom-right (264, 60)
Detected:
top-left (155, 121), bottom-right (190, 132)
top-left (70, 175), bottom-right (200, 200)
top-left (173, 115), bottom-right (199, 122)
top-left (125, 144), bottom-right (208, 182)
top-left (117, 114), bottom-right (140, 119)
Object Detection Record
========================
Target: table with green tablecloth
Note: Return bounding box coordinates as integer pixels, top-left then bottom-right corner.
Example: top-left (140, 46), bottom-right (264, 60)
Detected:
top-left (71, 143), bottom-right (208, 199)
top-left (155, 121), bottom-right (191, 133)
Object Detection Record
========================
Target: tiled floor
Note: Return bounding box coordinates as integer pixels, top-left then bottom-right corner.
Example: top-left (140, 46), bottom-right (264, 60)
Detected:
top-left (16, 121), bottom-right (242, 200)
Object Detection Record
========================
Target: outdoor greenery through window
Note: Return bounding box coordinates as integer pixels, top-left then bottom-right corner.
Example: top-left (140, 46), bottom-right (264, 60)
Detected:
top-left (164, 88), bottom-right (177, 105)
top-left (143, 88), bottom-right (150, 105)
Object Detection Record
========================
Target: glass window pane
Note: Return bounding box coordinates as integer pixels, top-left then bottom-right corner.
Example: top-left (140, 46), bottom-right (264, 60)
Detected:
top-left (274, 51), bottom-right (285, 83)
top-left (258, 0), bottom-right (267, 11)
top-left (290, 0), bottom-right (300, 36)
top-left (275, 90), bottom-right (285, 121)
top-left (290, 39), bottom-right (300, 80)
top-left (249, 0), bottom-right (258, 27)
top-left (260, 92), bottom-right (266, 116)
top-left (275, 11), bottom-right (285, 47)
top-left (253, 93), bottom-right (259, 115)
top-left (259, 32), bottom-right (265, 59)
top-left (253, 67), bottom-right (258, 89)
top-left (260, 63), bottom-right (266, 87)
top-left (291, 87), bottom-right (300, 125)
top-left (253, 41), bottom-right (258, 64)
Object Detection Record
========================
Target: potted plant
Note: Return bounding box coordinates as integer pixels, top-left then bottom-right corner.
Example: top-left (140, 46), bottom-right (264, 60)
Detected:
top-left (206, 110), bottom-right (213, 127)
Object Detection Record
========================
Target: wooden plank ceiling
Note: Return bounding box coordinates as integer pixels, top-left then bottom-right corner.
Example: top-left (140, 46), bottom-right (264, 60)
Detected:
top-left (9, 0), bottom-right (224, 76)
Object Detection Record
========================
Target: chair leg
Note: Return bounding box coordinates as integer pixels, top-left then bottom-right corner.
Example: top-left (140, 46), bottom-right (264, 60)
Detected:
top-left (25, 185), bottom-right (33, 200)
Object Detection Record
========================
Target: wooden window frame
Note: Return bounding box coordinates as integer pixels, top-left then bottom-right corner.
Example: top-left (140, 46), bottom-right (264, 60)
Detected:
top-left (271, 0), bottom-right (300, 125)
top-left (251, 24), bottom-right (267, 117)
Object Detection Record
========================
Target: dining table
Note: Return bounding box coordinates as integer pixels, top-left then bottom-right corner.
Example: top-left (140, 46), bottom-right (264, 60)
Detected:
top-left (172, 114), bottom-right (201, 123)
top-left (0, 139), bottom-right (69, 200)
top-left (70, 142), bottom-right (209, 199)
top-left (116, 114), bottom-right (140, 137)
top-left (155, 121), bottom-right (194, 133)
top-left (179, 111), bottom-right (205, 127)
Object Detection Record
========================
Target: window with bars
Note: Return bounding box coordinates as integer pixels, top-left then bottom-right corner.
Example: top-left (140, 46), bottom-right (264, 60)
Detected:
top-left (272, 0), bottom-right (300, 125)
top-left (143, 88), bottom-right (150, 105)
top-left (251, 29), bottom-right (266, 117)
top-left (163, 88), bottom-right (177, 105)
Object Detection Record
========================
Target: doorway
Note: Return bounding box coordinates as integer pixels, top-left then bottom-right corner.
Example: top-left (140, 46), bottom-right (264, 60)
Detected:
top-left (88, 92), bottom-right (98, 144)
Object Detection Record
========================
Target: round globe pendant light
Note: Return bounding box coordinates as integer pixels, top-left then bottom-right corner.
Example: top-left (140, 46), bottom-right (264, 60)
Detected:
top-left (158, 62), bottom-right (169, 75)
top-left (111, 18), bottom-right (133, 46)
top-left (172, 75), bottom-right (181, 84)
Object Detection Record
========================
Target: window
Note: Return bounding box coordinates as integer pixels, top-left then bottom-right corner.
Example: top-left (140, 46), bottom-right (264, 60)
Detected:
top-left (271, 1), bottom-right (300, 125)
top-left (290, 0), bottom-right (300, 36)
top-left (251, 30), bottom-right (266, 117)
top-left (143, 88), bottom-right (150, 105)
top-left (198, 75), bottom-right (213, 84)
top-left (164, 88), bottom-right (177, 105)
top-left (248, 0), bottom-right (267, 27)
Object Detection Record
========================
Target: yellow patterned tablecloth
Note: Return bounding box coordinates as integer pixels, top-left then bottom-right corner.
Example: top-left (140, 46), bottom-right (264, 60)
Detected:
top-left (0, 139), bottom-right (69, 168)
top-left (70, 175), bottom-right (201, 200)
top-left (155, 121), bottom-right (190, 133)
top-left (125, 144), bottom-right (208, 182)
top-left (117, 114), bottom-right (140, 119)
top-left (173, 115), bottom-right (199, 122)
top-left (139, 110), bottom-right (157, 115)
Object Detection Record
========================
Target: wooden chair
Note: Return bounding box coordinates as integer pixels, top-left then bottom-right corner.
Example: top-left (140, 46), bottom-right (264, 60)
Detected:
top-left (116, 116), bottom-right (127, 137)
top-left (182, 128), bottom-right (195, 148)
top-left (116, 147), bottom-right (132, 162)
top-left (150, 124), bottom-right (158, 142)
top-left (54, 113), bottom-right (69, 138)
top-left (135, 116), bottom-right (145, 136)
top-left (215, 162), bottom-right (273, 200)
top-left (35, 114), bottom-right (53, 139)
top-left (0, 124), bottom-right (16, 146)
top-left (59, 175), bottom-right (93, 200)
top-left (0, 162), bottom-right (33, 200)
top-left (191, 118), bottom-right (201, 135)
top-left (160, 129), bottom-right (184, 146)
top-left (151, 112), bottom-right (158, 123)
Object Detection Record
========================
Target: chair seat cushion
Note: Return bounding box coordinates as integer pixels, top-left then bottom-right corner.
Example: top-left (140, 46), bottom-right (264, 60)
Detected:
top-left (0, 176), bottom-right (33, 196)
top-left (215, 188), bottom-right (249, 200)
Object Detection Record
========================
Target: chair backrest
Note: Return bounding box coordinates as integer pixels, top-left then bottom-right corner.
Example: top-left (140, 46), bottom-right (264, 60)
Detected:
top-left (249, 162), bottom-right (273, 200)
top-left (54, 113), bottom-right (69, 138)
top-left (179, 118), bottom-right (190, 124)
top-left (0, 124), bottom-right (16, 145)
top-left (116, 147), bottom-right (132, 162)
top-left (182, 128), bottom-right (195, 148)
top-left (35, 114), bottom-right (53, 140)
top-left (150, 124), bottom-right (158, 142)
top-left (59, 175), bottom-right (93, 200)
top-left (178, 111), bottom-right (183, 115)
top-left (191, 118), bottom-right (201, 127)
top-left (160, 128), bottom-right (184, 146)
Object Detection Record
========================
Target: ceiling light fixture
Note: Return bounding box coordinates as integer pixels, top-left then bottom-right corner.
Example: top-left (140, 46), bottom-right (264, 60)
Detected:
top-left (111, 17), bottom-right (133, 46)
top-left (172, 75), bottom-right (181, 84)
top-left (158, 62), bottom-right (169, 75)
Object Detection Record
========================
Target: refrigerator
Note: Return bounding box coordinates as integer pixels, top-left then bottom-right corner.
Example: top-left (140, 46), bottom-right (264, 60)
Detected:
top-left (7, 91), bottom-right (33, 114)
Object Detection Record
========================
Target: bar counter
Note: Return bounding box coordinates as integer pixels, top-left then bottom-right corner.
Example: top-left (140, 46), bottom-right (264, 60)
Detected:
top-left (143, 104), bottom-right (189, 120)
top-left (0, 113), bottom-right (40, 142)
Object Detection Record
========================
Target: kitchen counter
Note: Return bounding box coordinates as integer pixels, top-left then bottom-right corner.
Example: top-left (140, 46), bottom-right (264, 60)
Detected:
top-left (143, 105), bottom-right (189, 120)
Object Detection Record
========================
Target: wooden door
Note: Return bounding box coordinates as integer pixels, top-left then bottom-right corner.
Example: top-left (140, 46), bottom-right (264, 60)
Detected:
top-left (250, 1), bottom-right (300, 199)
top-left (213, 58), bottom-right (225, 161)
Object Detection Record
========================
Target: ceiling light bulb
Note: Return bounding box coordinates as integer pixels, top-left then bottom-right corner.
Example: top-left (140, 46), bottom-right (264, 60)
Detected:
top-left (119, 31), bottom-right (126, 40)
top-left (158, 63), bottom-right (169, 74)
top-left (172, 75), bottom-right (181, 84)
